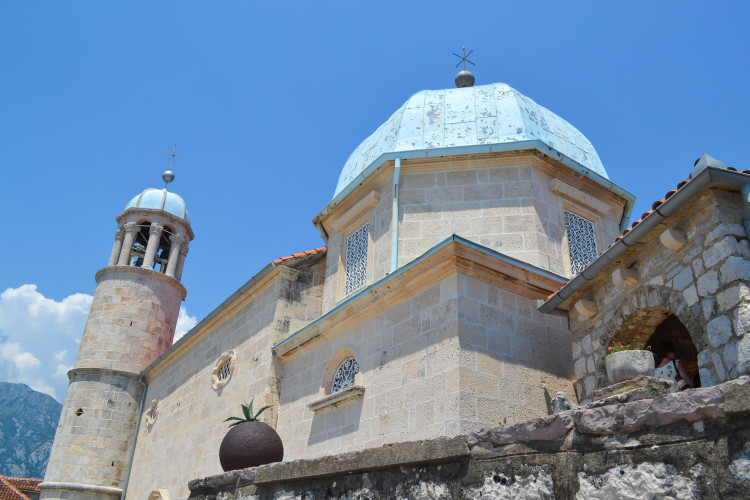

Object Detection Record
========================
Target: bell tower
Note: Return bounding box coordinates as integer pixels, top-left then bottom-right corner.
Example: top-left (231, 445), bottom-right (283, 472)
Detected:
top-left (41, 165), bottom-right (194, 500)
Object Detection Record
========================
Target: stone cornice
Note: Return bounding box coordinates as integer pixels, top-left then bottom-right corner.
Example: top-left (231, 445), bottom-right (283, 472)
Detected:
top-left (116, 207), bottom-right (194, 240)
top-left (274, 235), bottom-right (566, 361)
top-left (95, 265), bottom-right (187, 300)
top-left (67, 367), bottom-right (140, 381)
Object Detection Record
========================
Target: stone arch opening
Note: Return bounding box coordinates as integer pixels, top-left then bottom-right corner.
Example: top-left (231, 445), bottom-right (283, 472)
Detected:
top-left (597, 286), bottom-right (707, 388)
top-left (152, 224), bottom-right (174, 272)
top-left (646, 314), bottom-right (700, 386)
top-left (131, 219), bottom-right (151, 266)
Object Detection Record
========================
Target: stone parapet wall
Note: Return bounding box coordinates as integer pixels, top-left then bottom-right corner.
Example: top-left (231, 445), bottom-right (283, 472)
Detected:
top-left (187, 377), bottom-right (750, 500)
top-left (568, 187), bottom-right (750, 401)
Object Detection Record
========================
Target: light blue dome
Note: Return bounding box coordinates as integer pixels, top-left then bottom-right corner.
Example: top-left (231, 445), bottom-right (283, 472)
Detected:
top-left (335, 82), bottom-right (607, 198)
top-left (126, 188), bottom-right (189, 221)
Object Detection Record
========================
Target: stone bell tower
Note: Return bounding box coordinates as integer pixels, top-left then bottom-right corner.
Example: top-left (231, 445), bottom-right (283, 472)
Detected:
top-left (41, 166), bottom-right (194, 500)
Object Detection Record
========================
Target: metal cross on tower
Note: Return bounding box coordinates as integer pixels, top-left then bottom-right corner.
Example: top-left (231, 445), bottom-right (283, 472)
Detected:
top-left (162, 144), bottom-right (183, 170)
top-left (452, 46), bottom-right (475, 70)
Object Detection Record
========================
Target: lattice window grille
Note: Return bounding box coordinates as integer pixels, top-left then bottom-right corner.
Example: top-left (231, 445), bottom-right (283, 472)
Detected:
top-left (331, 357), bottom-right (359, 393)
top-left (565, 210), bottom-right (598, 275)
top-left (345, 223), bottom-right (369, 295)
top-left (217, 359), bottom-right (232, 381)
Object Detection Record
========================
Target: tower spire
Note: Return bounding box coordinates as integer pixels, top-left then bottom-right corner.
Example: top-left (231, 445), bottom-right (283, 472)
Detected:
top-left (161, 144), bottom-right (183, 187)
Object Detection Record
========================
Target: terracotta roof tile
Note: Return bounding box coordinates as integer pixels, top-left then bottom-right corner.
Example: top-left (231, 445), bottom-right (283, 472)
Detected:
top-left (4, 478), bottom-right (40, 493)
top-left (0, 475), bottom-right (41, 500)
top-left (272, 247), bottom-right (326, 265)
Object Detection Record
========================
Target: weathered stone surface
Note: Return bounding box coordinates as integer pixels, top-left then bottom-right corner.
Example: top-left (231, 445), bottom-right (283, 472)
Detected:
top-left (576, 462), bottom-right (700, 499)
top-left (722, 375), bottom-right (750, 415)
top-left (721, 256), bottom-right (750, 284)
top-left (708, 315), bottom-right (734, 347)
top-left (587, 376), bottom-right (670, 404)
top-left (697, 270), bottom-right (720, 296)
top-left (465, 469), bottom-right (555, 499)
top-left (672, 266), bottom-right (693, 291)
top-left (253, 436), bottom-right (470, 484)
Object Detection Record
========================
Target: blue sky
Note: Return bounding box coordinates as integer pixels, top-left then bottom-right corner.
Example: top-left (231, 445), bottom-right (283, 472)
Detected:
top-left (1, 2), bottom-right (748, 400)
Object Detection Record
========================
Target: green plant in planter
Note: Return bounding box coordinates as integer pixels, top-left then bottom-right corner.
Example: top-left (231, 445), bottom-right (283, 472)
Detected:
top-left (219, 398), bottom-right (283, 471)
top-left (224, 398), bottom-right (271, 427)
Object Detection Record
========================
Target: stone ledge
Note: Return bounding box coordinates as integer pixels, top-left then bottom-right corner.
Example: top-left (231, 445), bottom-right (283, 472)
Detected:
top-left (254, 436), bottom-right (470, 485)
top-left (189, 436), bottom-right (470, 492)
top-left (586, 376), bottom-right (671, 405)
top-left (467, 376), bottom-right (750, 450)
top-left (308, 385), bottom-right (365, 412)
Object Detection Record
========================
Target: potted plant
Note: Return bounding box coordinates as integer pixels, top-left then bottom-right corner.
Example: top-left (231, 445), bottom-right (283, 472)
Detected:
top-left (219, 398), bottom-right (284, 471)
top-left (604, 340), bottom-right (655, 384)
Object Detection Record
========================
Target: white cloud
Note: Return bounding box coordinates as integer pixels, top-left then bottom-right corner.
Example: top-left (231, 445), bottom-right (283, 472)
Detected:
top-left (0, 284), bottom-right (199, 402)
top-left (174, 306), bottom-right (198, 342)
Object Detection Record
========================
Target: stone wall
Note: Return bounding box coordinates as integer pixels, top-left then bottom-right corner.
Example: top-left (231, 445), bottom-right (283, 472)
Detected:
top-left (568, 187), bottom-right (750, 401)
top-left (124, 259), bottom-right (325, 500)
top-left (187, 377), bottom-right (750, 500)
top-left (276, 268), bottom-right (573, 462)
top-left (319, 153), bottom-right (626, 315)
top-left (42, 371), bottom-right (142, 497)
top-left (79, 268), bottom-right (185, 373)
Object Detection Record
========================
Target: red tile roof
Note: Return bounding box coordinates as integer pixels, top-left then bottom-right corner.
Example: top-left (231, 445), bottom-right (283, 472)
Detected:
top-left (0, 476), bottom-right (41, 500)
top-left (273, 247), bottom-right (326, 265)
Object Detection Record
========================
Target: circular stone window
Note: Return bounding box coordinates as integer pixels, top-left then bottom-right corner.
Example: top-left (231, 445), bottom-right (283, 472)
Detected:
top-left (212, 350), bottom-right (236, 389)
top-left (331, 357), bottom-right (359, 393)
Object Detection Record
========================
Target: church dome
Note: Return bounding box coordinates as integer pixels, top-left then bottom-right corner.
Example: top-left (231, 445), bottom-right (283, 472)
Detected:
top-left (334, 82), bottom-right (607, 198)
top-left (126, 188), bottom-right (189, 221)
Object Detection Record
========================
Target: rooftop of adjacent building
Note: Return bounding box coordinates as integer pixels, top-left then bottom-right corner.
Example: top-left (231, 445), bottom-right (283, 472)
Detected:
top-left (0, 476), bottom-right (41, 500)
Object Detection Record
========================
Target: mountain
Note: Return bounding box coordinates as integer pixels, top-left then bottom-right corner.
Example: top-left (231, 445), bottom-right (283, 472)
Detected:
top-left (0, 382), bottom-right (61, 478)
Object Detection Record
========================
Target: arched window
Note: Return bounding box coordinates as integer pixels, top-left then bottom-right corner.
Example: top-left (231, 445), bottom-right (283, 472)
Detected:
top-left (153, 225), bottom-right (173, 273)
top-left (331, 357), bottom-right (359, 393)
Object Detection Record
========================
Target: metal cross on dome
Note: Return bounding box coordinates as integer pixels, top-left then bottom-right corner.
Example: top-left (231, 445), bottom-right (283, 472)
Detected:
top-left (452, 46), bottom-right (475, 70)
top-left (162, 144), bottom-right (183, 170)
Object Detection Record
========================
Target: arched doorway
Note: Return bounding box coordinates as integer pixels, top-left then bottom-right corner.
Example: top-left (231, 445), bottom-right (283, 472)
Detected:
top-left (646, 313), bottom-right (700, 386)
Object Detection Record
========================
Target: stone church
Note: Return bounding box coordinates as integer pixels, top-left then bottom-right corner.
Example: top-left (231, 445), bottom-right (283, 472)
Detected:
top-left (39, 71), bottom-right (750, 499)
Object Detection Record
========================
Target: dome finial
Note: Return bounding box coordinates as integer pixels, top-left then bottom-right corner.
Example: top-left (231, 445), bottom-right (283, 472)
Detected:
top-left (452, 46), bottom-right (475, 88)
top-left (161, 144), bottom-right (183, 188)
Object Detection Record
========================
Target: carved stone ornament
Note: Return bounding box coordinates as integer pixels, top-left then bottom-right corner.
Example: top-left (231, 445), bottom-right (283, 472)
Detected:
top-left (212, 350), bottom-right (237, 390)
top-left (145, 399), bottom-right (159, 428)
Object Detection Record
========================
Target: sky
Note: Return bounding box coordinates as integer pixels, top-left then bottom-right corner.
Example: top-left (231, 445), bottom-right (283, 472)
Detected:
top-left (1, 2), bottom-right (748, 401)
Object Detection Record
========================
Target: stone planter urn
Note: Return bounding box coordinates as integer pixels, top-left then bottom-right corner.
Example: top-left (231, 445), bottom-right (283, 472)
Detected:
top-left (219, 421), bottom-right (284, 471)
top-left (605, 350), bottom-right (655, 384)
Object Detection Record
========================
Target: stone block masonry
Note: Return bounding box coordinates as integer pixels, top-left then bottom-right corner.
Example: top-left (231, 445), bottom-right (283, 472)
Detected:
top-left (566, 187), bottom-right (750, 401)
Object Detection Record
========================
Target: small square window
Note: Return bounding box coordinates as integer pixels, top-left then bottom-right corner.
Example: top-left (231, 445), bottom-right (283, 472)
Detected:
top-left (565, 210), bottom-right (598, 275)
top-left (344, 223), bottom-right (369, 295)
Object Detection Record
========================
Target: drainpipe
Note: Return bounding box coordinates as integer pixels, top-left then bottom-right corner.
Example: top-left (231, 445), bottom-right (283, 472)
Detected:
top-left (121, 375), bottom-right (147, 500)
top-left (742, 184), bottom-right (750, 239)
top-left (390, 158), bottom-right (402, 273)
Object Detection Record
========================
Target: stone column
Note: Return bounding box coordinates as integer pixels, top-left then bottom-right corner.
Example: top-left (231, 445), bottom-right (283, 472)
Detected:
top-left (175, 247), bottom-right (189, 281)
top-left (165, 233), bottom-right (184, 278)
top-left (141, 223), bottom-right (164, 269)
top-left (108, 229), bottom-right (124, 267)
top-left (117, 223), bottom-right (139, 266)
